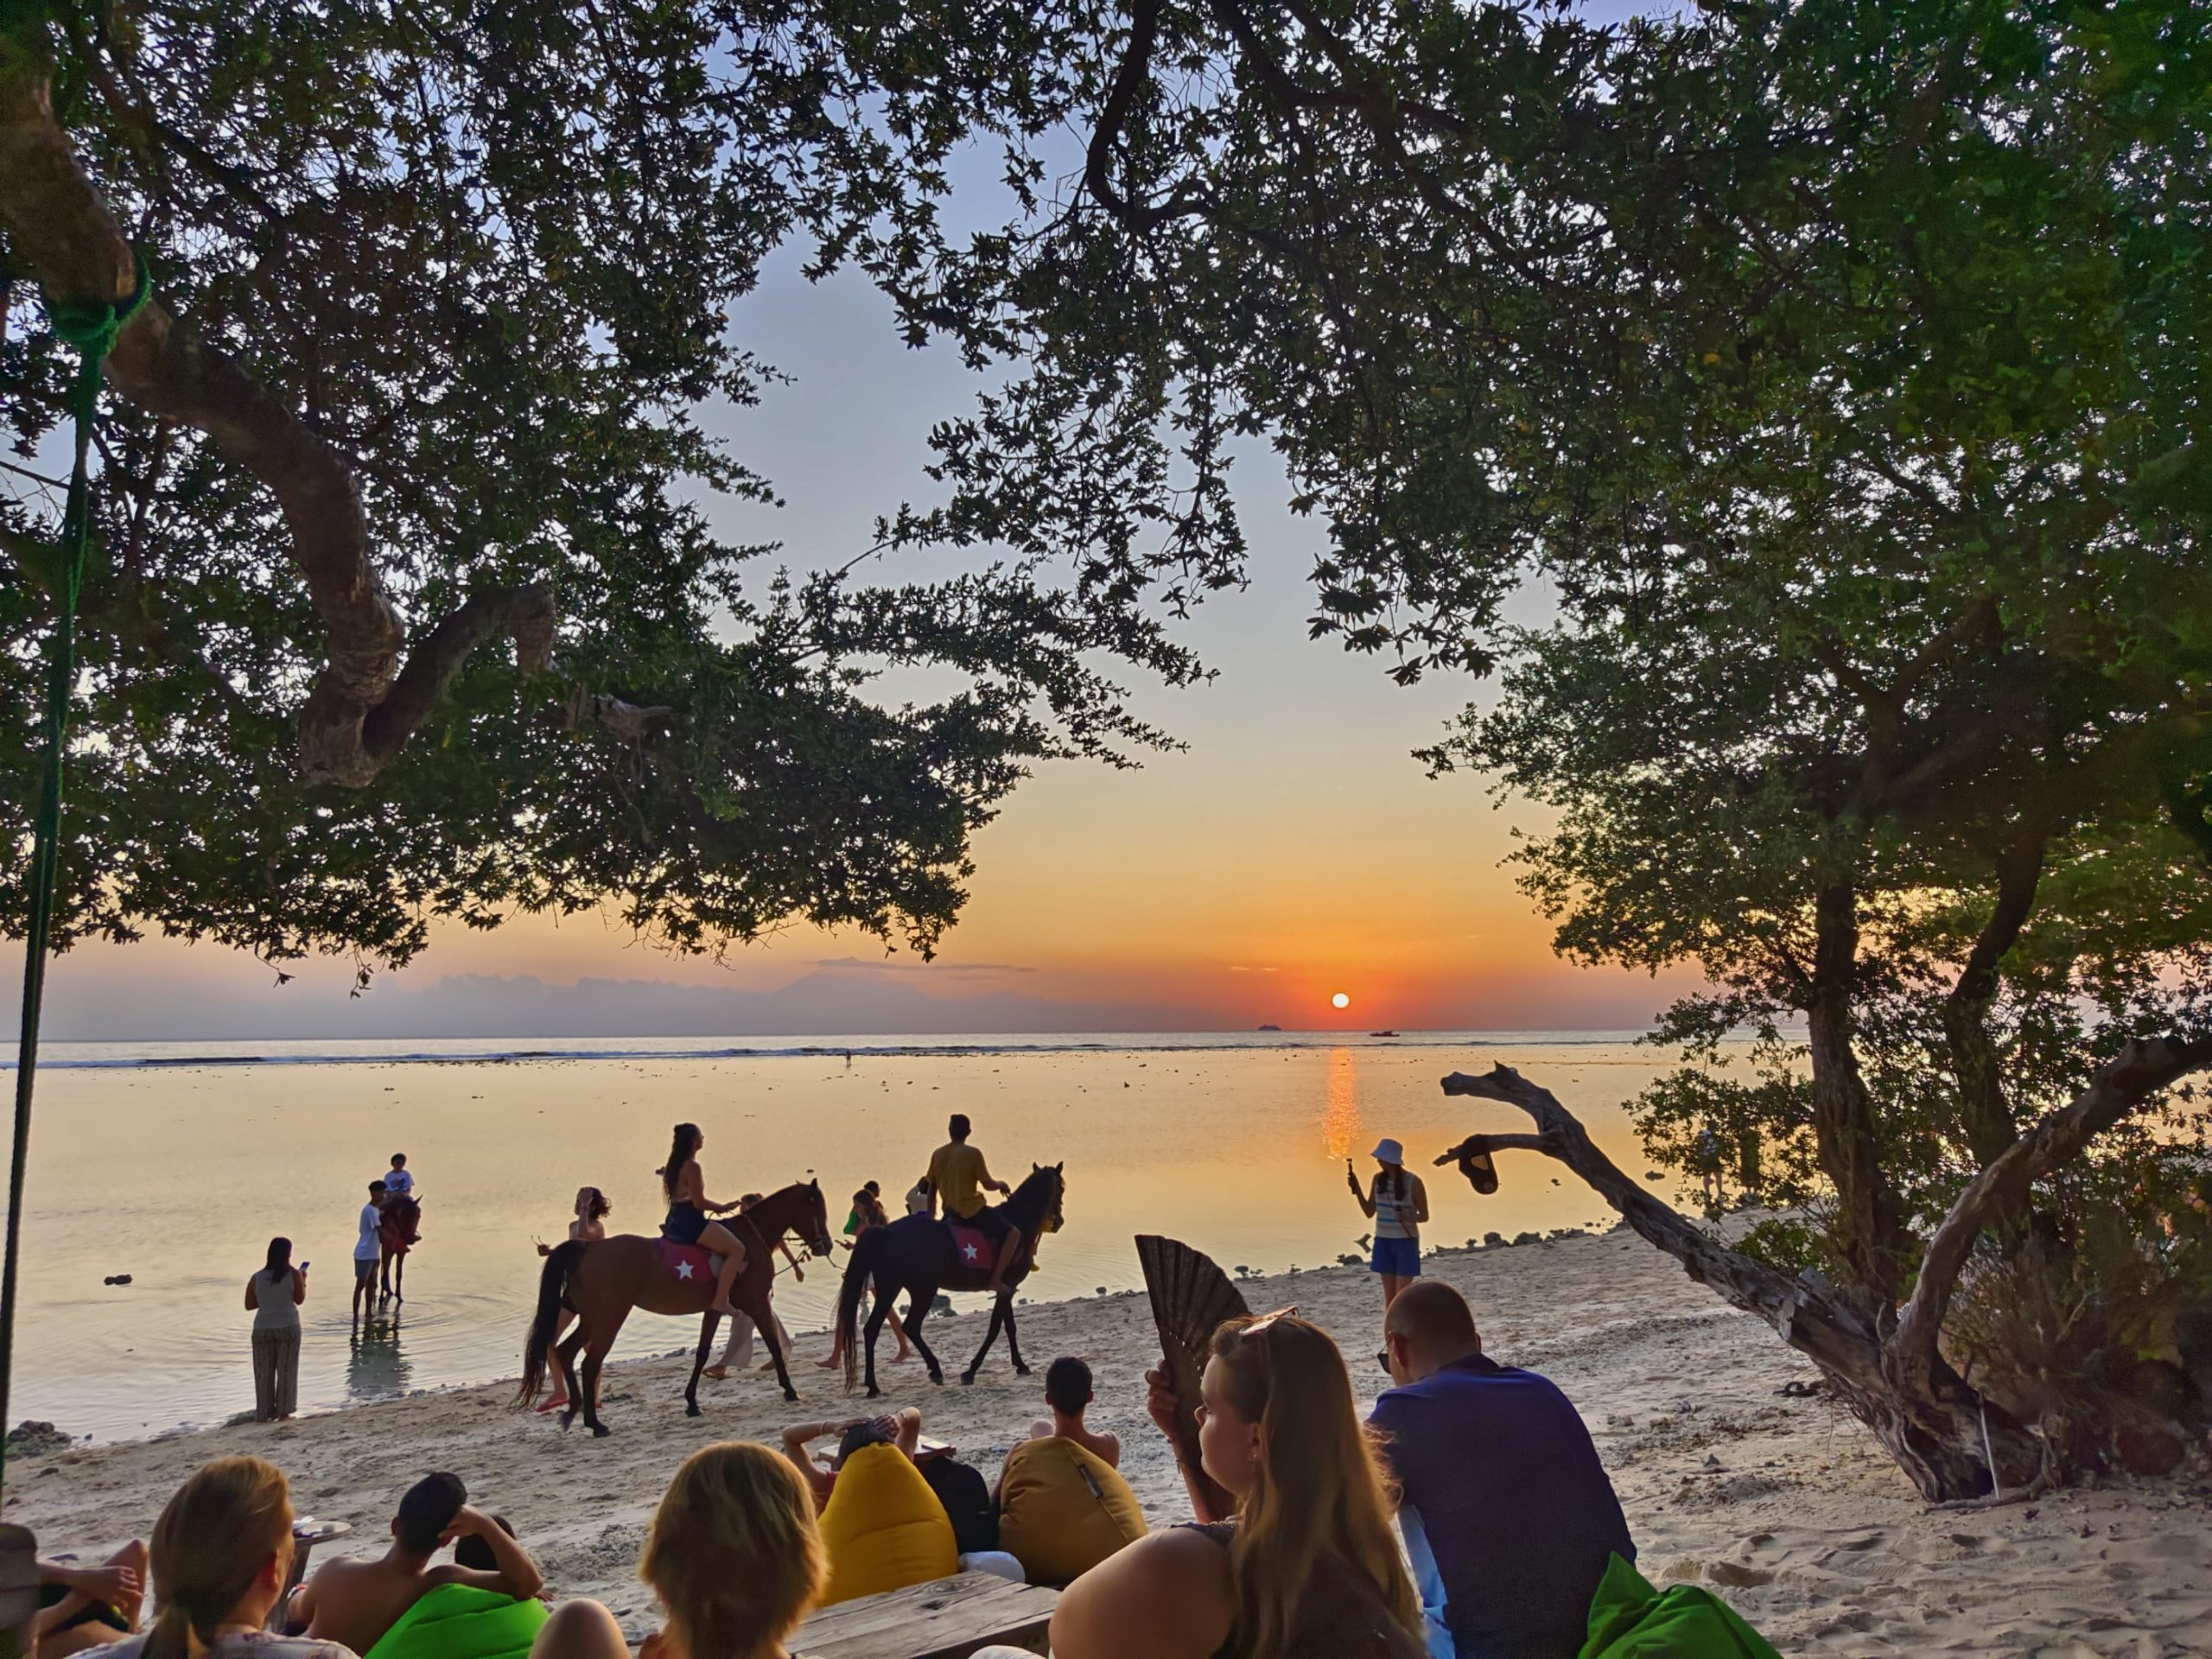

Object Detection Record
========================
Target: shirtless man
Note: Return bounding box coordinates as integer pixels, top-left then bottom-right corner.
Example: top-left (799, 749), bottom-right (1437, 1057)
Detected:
top-left (1021, 1356), bottom-right (1122, 1468)
top-left (291, 1473), bottom-right (543, 1653)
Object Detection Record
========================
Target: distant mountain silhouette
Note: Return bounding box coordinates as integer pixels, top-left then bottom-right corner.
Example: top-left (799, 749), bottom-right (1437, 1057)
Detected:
top-left (35, 968), bottom-right (1230, 1040)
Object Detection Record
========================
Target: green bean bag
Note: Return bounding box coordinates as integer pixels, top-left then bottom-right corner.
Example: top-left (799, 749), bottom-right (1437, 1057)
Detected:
top-left (1579, 1555), bottom-right (1783, 1659)
top-left (365, 1584), bottom-right (549, 1659)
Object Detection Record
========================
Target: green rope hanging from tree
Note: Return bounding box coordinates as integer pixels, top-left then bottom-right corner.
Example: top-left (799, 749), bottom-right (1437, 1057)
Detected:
top-left (1, 253), bottom-right (152, 1492)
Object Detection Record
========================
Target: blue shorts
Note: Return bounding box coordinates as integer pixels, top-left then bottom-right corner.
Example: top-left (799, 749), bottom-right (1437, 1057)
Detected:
top-left (1370, 1236), bottom-right (1421, 1277)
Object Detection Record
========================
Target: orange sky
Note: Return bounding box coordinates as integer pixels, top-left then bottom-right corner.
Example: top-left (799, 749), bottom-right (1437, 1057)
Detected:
top-left (33, 257), bottom-right (1690, 1039)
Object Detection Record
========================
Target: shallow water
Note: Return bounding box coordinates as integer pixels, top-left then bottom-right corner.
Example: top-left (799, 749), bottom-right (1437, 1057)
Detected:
top-left (6, 1031), bottom-right (1686, 1442)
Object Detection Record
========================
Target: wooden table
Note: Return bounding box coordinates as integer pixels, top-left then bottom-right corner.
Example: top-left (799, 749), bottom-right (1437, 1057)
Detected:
top-left (793, 1572), bottom-right (1059, 1659)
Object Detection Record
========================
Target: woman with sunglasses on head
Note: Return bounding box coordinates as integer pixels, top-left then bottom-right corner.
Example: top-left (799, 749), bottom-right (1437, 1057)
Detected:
top-left (1044, 1311), bottom-right (1426, 1659)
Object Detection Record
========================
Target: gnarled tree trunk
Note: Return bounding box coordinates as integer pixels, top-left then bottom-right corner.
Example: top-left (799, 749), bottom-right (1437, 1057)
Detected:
top-left (1438, 1035), bottom-right (2212, 1501)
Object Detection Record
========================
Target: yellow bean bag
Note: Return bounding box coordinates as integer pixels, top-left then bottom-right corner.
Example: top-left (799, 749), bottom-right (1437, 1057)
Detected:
top-left (996, 1437), bottom-right (1147, 1586)
top-left (817, 1443), bottom-right (959, 1605)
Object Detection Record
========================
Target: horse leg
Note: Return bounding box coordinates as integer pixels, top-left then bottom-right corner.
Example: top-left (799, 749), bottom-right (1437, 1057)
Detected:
top-left (861, 1289), bottom-right (893, 1399)
top-left (555, 1326), bottom-right (588, 1431)
top-left (393, 1250), bottom-right (405, 1304)
top-left (1005, 1296), bottom-right (1030, 1376)
top-left (759, 1306), bottom-right (798, 1403)
top-left (580, 1333), bottom-right (615, 1437)
top-left (686, 1312), bottom-right (721, 1418)
top-left (904, 1287), bottom-right (944, 1387)
top-left (962, 1299), bottom-right (1005, 1385)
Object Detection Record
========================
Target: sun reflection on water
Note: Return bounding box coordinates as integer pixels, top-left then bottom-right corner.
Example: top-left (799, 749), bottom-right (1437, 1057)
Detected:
top-left (1321, 1046), bottom-right (1361, 1160)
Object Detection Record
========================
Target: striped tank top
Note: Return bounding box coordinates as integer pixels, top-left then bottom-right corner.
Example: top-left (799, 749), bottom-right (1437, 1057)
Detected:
top-left (1372, 1176), bottom-right (1417, 1240)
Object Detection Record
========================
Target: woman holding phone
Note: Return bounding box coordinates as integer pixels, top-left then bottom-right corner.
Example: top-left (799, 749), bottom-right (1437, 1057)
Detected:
top-left (245, 1237), bottom-right (307, 1421)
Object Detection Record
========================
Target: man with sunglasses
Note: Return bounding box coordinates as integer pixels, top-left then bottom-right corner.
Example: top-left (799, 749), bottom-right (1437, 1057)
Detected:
top-left (1371, 1281), bottom-right (1633, 1659)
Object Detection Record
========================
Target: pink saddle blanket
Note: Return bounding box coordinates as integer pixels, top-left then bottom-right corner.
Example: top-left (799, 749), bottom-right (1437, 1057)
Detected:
top-left (948, 1224), bottom-right (998, 1274)
top-left (655, 1239), bottom-right (723, 1285)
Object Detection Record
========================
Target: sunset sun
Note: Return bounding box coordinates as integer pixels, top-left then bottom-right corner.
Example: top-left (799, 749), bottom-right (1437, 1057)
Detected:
top-left (1331, 991), bottom-right (1351, 1009)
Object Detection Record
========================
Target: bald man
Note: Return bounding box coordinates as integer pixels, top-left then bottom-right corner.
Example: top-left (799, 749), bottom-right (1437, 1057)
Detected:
top-left (1370, 1281), bottom-right (1633, 1659)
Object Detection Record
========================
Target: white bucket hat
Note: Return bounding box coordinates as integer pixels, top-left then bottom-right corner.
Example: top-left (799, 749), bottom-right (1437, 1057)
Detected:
top-left (1371, 1138), bottom-right (1405, 1165)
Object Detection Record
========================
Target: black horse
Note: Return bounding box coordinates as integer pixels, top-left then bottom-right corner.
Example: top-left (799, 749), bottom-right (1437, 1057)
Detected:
top-left (835, 1162), bottom-right (1065, 1398)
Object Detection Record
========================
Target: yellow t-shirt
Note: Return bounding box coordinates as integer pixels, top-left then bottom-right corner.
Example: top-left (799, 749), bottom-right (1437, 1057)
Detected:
top-left (927, 1141), bottom-right (992, 1219)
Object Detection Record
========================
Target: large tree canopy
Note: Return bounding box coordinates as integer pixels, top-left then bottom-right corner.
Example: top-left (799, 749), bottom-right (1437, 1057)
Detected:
top-left (7, 0), bottom-right (2211, 1497)
top-left (1, 0), bottom-right (1197, 974)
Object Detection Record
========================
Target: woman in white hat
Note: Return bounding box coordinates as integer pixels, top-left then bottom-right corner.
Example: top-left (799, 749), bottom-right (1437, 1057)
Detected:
top-left (1347, 1139), bottom-right (1428, 1315)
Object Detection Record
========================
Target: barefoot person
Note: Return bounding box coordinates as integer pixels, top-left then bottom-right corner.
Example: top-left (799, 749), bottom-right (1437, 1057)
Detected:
top-left (1048, 1311), bottom-right (1426, 1659)
top-left (537, 1188), bottom-right (610, 1414)
top-left (818, 1186), bottom-right (912, 1371)
top-left (352, 1182), bottom-right (386, 1331)
top-left (245, 1236), bottom-right (307, 1422)
top-left (1348, 1140), bottom-right (1428, 1314)
top-left (925, 1114), bottom-right (1020, 1294)
top-left (705, 1193), bottom-right (798, 1380)
top-left (658, 1123), bottom-right (749, 1320)
top-left (31, 1546), bottom-right (145, 1659)
top-left (293, 1474), bottom-right (543, 1654)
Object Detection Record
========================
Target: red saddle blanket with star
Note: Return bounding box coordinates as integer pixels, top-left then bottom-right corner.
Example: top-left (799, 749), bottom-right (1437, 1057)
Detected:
top-left (948, 1223), bottom-right (999, 1276)
top-left (655, 1239), bottom-right (723, 1287)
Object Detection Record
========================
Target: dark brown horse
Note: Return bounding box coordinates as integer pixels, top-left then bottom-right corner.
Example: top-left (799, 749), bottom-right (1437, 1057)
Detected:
top-left (835, 1162), bottom-right (1065, 1398)
top-left (516, 1179), bottom-right (834, 1434)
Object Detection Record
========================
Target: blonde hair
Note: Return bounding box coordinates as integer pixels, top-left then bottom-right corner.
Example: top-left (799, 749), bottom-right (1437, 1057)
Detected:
top-left (640, 1442), bottom-right (826, 1658)
top-left (1209, 1316), bottom-right (1422, 1659)
top-left (143, 1457), bottom-right (294, 1659)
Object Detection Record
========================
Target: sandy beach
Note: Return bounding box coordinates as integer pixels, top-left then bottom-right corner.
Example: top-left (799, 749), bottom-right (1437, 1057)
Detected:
top-left (8, 1227), bottom-right (2208, 1658)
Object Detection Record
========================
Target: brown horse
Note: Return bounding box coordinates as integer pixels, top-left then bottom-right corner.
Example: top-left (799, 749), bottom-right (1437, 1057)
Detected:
top-left (516, 1179), bottom-right (834, 1434)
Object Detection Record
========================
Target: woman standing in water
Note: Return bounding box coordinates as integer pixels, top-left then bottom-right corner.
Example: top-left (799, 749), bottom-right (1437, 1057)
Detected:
top-left (660, 1123), bottom-right (749, 1319)
top-left (1348, 1138), bottom-right (1428, 1313)
top-left (537, 1187), bottom-right (611, 1414)
top-left (244, 1237), bottom-right (307, 1421)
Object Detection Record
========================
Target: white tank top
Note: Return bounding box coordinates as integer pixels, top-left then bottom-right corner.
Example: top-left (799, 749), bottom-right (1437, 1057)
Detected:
top-left (1372, 1175), bottom-right (1417, 1240)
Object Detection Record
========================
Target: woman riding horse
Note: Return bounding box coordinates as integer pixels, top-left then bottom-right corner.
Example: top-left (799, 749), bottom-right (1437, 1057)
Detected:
top-left (834, 1161), bottom-right (1065, 1398)
top-left (517, 1178), bottom-right (835, 1435)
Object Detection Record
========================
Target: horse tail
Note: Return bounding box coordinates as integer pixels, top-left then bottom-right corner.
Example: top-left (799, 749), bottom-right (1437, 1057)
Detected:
top-left (516, 1239), bottom-right (583, 1406)
top-left (836, 1227), bottom-right (886, 1394)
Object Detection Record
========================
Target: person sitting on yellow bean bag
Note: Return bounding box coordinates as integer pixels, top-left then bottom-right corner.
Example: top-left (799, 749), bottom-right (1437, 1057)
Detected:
top-left (816, 1433), bottom-right (959, 1605)
top-left (996, 1435), bottom-right (1147, 1587)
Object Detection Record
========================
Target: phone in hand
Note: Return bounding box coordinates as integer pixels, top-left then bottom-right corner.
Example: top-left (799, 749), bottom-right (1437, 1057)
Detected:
top-left (299, 1261), bottom-right (311, 1271)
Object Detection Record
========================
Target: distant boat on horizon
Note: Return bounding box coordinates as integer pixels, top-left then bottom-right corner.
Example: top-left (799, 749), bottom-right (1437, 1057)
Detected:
top-left (1256, 1022), bottom-right (1282, 1032)
top-left (1370, 1029), bottom-right (1401, 1037)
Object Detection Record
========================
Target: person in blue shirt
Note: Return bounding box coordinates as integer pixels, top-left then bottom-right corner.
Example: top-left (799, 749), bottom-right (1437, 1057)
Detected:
top-left (1370, 1281), bottom-right (1635, 1659)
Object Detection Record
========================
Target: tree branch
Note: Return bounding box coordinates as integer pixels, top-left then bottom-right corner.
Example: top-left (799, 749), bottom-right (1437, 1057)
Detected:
top-left (0, 37), bottom-right (607, 785)
top-left (1437, 1065), bottom-right (1891, 1387)
top-left (1890, 1033), bottom-right (2212, 1378)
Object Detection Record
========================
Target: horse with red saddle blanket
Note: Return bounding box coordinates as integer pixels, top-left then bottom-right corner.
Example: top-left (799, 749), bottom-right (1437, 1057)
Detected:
top-left (515, 1178), bottom-right (835, 1434)
top-left (834, 1161), bottom-right (1065, 1398)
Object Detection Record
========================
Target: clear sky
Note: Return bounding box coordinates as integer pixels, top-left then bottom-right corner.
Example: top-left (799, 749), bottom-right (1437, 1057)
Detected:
top-left (37, 9), bottom-right (1696, 1039)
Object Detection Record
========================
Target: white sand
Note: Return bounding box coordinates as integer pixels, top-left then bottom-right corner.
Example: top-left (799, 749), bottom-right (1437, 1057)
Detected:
top-left (8, 1230), bottom-right (2209, 1656)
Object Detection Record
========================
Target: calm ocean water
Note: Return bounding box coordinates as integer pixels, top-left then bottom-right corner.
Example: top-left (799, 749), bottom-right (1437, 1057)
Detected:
top-left (6, 1031), bottom-right (1683, 1443)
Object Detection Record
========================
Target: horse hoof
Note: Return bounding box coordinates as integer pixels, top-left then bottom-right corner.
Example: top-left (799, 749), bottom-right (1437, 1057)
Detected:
top-left (1014, 1363), bottom-right (1033, 1377)
top-left (685, 1402), bottom-right (701, 1418)
top-left (782, 1389), bottom-right (798, 1403)
top-left (559, 1409), bottom-right (576, 1431)
top-left (866, 1385), bottom-right (883, 1400)
top-left (591, 1424), bottom-right (612, 1439)
top-left (928, 1370), bottom-right (944, 1387)
top-left (960, 1372), bottom-right (976, 1386)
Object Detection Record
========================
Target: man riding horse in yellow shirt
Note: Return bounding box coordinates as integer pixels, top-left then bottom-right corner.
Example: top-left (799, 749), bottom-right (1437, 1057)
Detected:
top-left (923, 1114), bottom-right (1020, 1294)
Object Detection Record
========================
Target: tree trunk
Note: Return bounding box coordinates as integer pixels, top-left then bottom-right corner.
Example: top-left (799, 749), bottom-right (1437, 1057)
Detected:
top-left (1806, 883), bottom-right (1908, 1308)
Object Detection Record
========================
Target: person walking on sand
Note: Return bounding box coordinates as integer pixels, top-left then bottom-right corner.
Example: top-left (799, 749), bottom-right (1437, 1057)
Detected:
top-left (245, 1236), bottom-right (307, 1421)
top-left (817, 1186), bottom-right (912, 1370)
top-left (536, 1187), bottom-right (610, 1414)
top-left (352, 1181), bottom-right (386, 1330)
top-left (1350, 1139), bottom-right (1428, 1315)
top-left (658, 1122), bottom-right (749, 1319)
